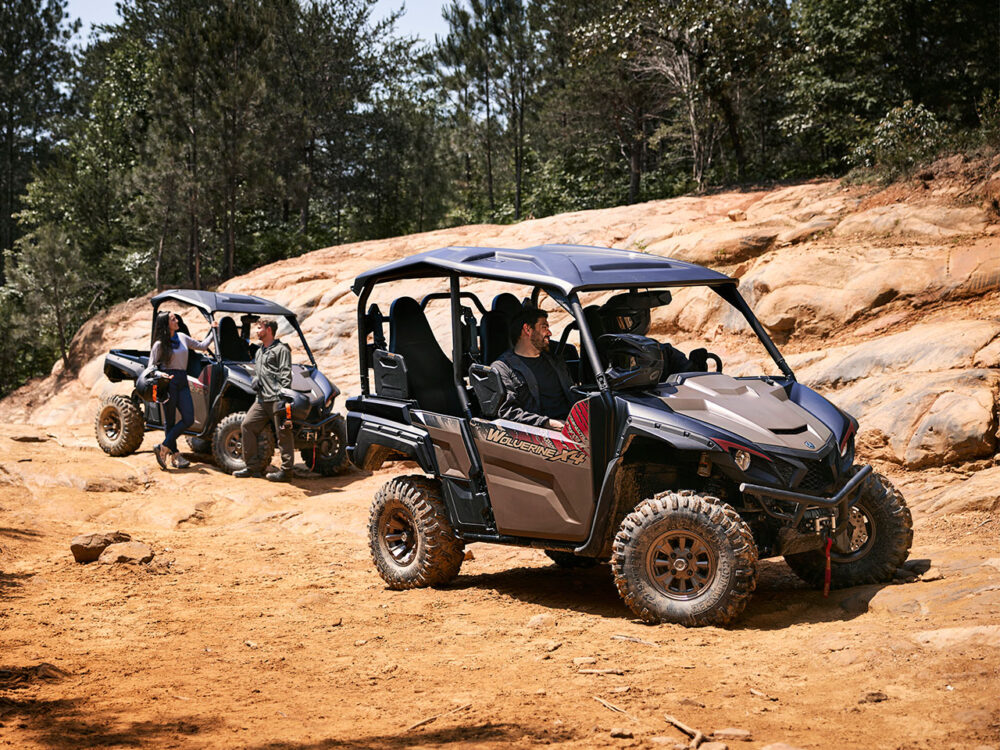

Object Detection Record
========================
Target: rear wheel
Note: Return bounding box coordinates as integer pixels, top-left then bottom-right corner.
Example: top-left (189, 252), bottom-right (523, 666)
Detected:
top-left (784, 471), bottom-right (912, 589)
top-left (611, 491), bottom-right (758, 627)
top-left (300, 415), bottom-right (350, 476)
top-left (369, 476), bottom-right (464, 589)
top-left (212, 411), bottom-right (275, 475)
top-left (95, 395), bottom-right (145, 456)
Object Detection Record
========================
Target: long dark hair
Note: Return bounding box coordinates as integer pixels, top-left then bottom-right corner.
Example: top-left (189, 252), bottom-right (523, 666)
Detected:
top-left (152, 311), bottom-right (173, 367)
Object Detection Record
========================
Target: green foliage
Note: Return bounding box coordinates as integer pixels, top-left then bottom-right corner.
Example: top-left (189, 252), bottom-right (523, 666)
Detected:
top-left (852, 101), bottom-right (946, 178)
top-left (1, 0), bottom-right (998, 399)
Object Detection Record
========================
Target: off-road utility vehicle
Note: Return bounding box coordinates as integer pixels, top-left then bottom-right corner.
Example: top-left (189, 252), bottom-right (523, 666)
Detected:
top-left (347, 245), bottom-right (912, 626)
top-left (96, 289), bottom-right (349, 475)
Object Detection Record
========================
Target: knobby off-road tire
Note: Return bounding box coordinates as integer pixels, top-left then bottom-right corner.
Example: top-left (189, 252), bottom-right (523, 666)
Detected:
top-left (95, 395), bottom-right (145, 456)
top-left (369, 476), bottom-right (465, 589)
top-left (784, 471), bottom-right (912, 589)
top-left (545, 550), bottom-right (600, 569)
top-left (300, 415), bottom-right (350, 476)
top-left (212, 411), bottom-right (275, 475)
top-left (186, 436), bottom-right (213, 454)
top-left (611, 491), bottom-right (758, 627)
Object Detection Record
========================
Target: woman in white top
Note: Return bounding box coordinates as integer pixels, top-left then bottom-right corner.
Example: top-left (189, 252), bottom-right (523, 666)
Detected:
top-left (149, 311), bottom-right (216, 469)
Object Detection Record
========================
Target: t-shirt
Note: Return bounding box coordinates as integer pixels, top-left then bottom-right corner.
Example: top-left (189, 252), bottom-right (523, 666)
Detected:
top-left (516, 354), bottom-right (570, 420)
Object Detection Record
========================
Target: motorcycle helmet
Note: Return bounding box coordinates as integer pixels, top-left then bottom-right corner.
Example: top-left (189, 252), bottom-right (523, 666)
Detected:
top-left (597, 333), bottom-right (663, 389)
top-left (136, 367), bottom-right (172, 402)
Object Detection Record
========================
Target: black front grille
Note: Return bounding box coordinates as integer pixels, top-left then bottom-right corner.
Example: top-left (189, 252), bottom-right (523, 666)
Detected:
top-left (771, 451), bottom-right (837, 493)
top-left (772, 459), bottom-right (797, 487)
top-left (798, 460), bottom-right (835, 493)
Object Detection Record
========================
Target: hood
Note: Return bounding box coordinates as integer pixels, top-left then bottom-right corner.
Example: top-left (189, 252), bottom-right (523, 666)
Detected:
top-left (654, 373), bottom-right (832, 453)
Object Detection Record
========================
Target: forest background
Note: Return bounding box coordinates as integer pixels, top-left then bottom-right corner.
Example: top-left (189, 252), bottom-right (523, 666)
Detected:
top-left (0, 0), bottom-right (998, 397)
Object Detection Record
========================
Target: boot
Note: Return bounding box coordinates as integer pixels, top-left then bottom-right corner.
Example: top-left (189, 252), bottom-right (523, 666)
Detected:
top-left (234, 466), bottom-right (263, 478)
top-left (266, 469), bottom-right (289, 483)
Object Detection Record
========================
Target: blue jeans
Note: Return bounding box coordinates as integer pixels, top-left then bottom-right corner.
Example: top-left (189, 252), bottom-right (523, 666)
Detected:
top-left (162, 369), bottom-right (194, 452)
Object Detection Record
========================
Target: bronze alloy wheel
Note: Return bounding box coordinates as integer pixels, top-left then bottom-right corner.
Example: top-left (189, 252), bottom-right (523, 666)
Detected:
top-left (224, 428), bottom-right (243, 460)
top-left (381, 502), bottom-right (418, 566)
top-left (100, 407), bottom-right (123, 441)
top-left (644, 528), bottom-right (718, 600)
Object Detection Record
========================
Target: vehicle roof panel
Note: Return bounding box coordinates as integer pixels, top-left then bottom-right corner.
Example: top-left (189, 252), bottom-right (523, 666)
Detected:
top-left (351, 244), bottom-right (735, 295)
top-left (151, 290), bottom-right (294, 316)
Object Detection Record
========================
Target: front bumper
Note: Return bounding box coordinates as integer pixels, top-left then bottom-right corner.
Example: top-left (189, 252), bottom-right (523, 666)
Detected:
top-left (740, 465), bottom-right (872, 555)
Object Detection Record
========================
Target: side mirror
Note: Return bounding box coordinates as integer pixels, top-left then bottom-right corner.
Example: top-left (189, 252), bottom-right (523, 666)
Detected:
top-left (469, 363), bottom-right (504, 418)
top-left (373, 350), bottom-right (409, 400)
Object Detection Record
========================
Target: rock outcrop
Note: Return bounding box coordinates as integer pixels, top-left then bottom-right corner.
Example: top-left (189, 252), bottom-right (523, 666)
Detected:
top-left (2, 160), bottom-right (998, 495)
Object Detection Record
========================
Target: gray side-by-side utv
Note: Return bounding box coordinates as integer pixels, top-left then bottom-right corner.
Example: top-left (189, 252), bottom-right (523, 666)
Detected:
top-left (346, 245), bottom-right (912, 626)
top-left (96, 289), bottom-right (349, 476)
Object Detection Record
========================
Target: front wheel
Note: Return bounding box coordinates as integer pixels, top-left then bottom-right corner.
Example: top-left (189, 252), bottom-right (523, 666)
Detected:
top-left (300, 415), bottom-right (350, 476)
top-left (212, 411), bottom-right (275, 475)
top-left (611, 491), bottom-right (758, 627)
top-left (95, 395), bottom-right (145, 456)
top-left (784, 471), bottom-right (912, 589)
top-left (369, 476), bottom-right (464, 589)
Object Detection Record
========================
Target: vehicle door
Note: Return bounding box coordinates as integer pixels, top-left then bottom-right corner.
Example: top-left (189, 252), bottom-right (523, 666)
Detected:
top-left (470, 398), bottom-right (595, 541)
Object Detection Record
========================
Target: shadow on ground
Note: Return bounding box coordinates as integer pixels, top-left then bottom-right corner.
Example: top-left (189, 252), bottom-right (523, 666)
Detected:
top-left (0, 663), bottom-right (218, 749)
top-left (247, 722), bottom-right (577, 749)
top-left (447, 557), bottom-right (909, 628)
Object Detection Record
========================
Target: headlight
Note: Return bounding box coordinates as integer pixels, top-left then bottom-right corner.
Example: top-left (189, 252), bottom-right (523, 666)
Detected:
top-left (734, 450), bottom-right (751, 471)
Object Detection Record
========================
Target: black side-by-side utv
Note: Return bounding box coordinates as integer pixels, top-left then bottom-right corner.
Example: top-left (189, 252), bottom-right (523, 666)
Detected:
top-left (346, 245), bottom-right (912, 626)
top-left (96, 289), bottom-right (349, 476)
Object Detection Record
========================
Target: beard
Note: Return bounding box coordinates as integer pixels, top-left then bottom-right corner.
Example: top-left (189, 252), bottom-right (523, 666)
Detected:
top-left (530, 329), bottom-right (550, 352)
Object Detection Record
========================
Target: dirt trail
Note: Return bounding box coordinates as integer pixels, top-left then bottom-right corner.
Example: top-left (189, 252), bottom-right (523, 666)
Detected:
top-left (2, 424), bottom-right (998, 749)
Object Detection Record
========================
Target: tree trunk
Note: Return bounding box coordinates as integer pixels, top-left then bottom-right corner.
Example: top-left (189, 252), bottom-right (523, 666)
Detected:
top-left (155, 221), bottom-right (166, 292)
top-left (718, 91), bottom-right (745, 182)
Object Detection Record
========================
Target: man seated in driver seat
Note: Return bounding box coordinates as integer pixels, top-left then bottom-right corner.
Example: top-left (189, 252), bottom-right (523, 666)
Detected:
top-left (492, 306), bottom-right (574, 430)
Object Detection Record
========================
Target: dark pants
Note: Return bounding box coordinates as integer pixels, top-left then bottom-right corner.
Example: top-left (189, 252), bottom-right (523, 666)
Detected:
top-left (242, 400), bottom-right (294, 471)
top-left (162, 369), bottom-right (194, 452)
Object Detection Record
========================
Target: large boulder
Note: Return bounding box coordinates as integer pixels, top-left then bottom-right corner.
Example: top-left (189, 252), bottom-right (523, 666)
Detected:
top-left (70, 531), bottom-right (132, 563)
top-left (915, 466), bottom-right (1000, 514)
top-left (833, 204), bottom-right (990, 237)
top-left (831, 369), bottom-right (999, 468)
top-left (98, 541), bottom-right (155, 565)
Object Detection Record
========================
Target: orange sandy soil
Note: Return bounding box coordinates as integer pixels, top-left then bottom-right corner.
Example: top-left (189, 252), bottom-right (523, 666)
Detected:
top-left (1, 423), bottom-right (998, 750)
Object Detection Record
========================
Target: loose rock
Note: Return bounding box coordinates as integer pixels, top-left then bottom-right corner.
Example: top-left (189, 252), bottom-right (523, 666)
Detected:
top-left (701, 743), bottom-right (729, 750)
top-left (97, 541), bottom-right (153, 565)
top-left (610, 727), bottom-right (633, 738)
top-left (920, 567), bottom-right (944, 582)
top-left (859, 690), bottom-right (888, 703)
top-left (527, 613), bottom-right (554, 629)
top-left (71, 531), bottom-right (132, 563)
top-left (573, 656), bottom-right (597, 665)
top-left (727, 209), bottom-right (747, 222)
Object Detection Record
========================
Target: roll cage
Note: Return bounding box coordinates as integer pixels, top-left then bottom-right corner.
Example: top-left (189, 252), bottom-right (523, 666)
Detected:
top-left (352, 245), bottom-right (794, 411)
top-left (151, 289), bottom-right (317, 367)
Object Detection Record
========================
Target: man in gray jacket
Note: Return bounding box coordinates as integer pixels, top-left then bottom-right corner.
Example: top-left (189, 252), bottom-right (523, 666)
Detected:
top-left (491, 307), bottom-right (575, 430)
top-left (235, 318), bottom-right (294, 481)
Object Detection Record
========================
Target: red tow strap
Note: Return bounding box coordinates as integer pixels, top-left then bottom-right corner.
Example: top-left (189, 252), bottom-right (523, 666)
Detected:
top-left (823, 536), bottom-right (833, 598)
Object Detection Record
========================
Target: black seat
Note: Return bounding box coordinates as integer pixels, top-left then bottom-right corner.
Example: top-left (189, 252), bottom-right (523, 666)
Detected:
top-left (389, 297), bottom-right (462, 415)
top-left (492, 293), bottom-right (522, 319)
top-left (218, 316), bottom-right (251, 361)
top-left (479, 293), bottom-right (523, 364)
